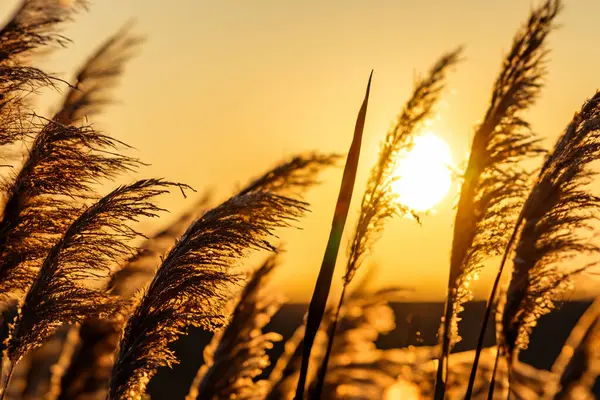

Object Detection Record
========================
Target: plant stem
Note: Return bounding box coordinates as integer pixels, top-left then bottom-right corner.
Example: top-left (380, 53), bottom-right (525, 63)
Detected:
top-left (294, 71), bottom-right (372, 400)
top-left (310, 284), bottom-right (347, 399)
top-left (464, 219), bottom-right (522, 400)
top-left (434, 298), bottom-right (453, 399)
top-left (0, 357), bottom-right (14, 400)
top-left (487, 347), bottom-right (501, 400)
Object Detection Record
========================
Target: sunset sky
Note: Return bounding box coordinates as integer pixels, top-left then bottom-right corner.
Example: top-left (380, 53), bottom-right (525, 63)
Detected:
top-left (4, 0), bottom-right (600, 302)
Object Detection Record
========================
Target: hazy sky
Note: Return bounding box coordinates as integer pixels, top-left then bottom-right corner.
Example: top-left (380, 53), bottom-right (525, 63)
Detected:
top-left (5, 1), bottom-right (600, 302)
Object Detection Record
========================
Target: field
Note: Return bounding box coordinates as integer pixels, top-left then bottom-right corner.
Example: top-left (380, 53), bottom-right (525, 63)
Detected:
top-left (0, 0), bottom-right (599, 399)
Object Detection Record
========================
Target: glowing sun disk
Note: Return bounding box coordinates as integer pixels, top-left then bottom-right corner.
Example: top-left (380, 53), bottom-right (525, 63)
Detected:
top-left (392, 132), bottom-right (453, 212)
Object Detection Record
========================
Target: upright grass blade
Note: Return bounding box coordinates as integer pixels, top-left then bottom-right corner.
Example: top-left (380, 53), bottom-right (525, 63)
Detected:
top-left (293, 71), bottom-right (372, 400)
top-left (312, 49), bottom-right (461, 400)
top-left (266, 268), bottom-right (376, 399)
top-left (306, 288), bottom-right (404, 399)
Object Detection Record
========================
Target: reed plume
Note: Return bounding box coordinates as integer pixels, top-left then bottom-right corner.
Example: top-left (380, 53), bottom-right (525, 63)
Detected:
top-left (186, 252), bottom-right (283, 400)
top-left (0, 179), bottom-right (184, 395)
top-left (0, 117), bottom-right (139, 302)
top-left (439, 0), bottom-right (560, 397)
top-left (313, 48), bottom-right (461, 399)
top-left (469, 90), bottom-right (600, 398)
top-left (109, 191), bottom-right (307, 399)
top-left (43, 327), bottom-right (78, 400)
top-left (0, 17), bottom-right (142, 299)
top-left (53, 22), bottom-right (143, 126)
top-left (345, 49), bottom-right (461, 286)
top-left (267, 324), bottom-right (311, 399)
top-left (52, 195), bottom-right (210, 400)
top-left (108, 193), bottom-right (212, 299)
top-left (151, 152), bottom-right (338, 281)
top-left (266, 287), bottom-right (402, 400)
top-left (57, 152), bottom-right (334, 400)
top-left (472, 91), bottom-right (600, 393)
top-left (498, 91), bottom-right (600, 372)
top-left (0, 24), bottom-right (147, 399)
top-left (239, 152), bottom-right (340, 197)
top-left (11, 326), bottom-right (76, 400)
top-left (0, 0), bottom-right (84, 146)
top-left (415, 346), bottom-right (553, 399)
top-left (267, 310), bottom-right (338, 400)
top-left (0, 0), bottom-right (83, 58)
top-left (0, 327), bottom-right (70, 400)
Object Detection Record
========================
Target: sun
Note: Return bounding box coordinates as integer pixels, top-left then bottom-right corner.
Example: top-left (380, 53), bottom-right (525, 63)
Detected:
top-left (391, 132), bottom-right (453, 212)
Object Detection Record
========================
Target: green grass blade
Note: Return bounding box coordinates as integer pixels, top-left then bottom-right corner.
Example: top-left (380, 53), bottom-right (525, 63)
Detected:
top-left (293, 71), bottom-right (372, 399)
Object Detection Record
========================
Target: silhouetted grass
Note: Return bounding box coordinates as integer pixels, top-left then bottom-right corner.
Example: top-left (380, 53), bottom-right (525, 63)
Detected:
top-left (0, 1), bottom-right (597, 400)
top-left (0, 179), bottom-right (185, 398)
top-left (441, 0), bottom-right (560, 397)
top-left (294, 71), bottom-right (372, 400)
top-left (316, 48), bottom-right (461, 399)
top-left (187, 252), bottom-right (283, 400)
top-left (494, 91), bottom-right (600, 396)
top-left (109, 191), bottom-right (307, 399)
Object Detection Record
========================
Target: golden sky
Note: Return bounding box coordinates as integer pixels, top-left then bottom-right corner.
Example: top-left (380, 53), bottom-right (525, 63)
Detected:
top-left (5, 0), bottom-right (600, 302)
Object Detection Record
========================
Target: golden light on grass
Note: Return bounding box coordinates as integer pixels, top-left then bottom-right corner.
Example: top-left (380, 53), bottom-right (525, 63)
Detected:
top-left (392, 132), bottom-right (453, 212)
top-left (1, 1), bottom-right (598, 400)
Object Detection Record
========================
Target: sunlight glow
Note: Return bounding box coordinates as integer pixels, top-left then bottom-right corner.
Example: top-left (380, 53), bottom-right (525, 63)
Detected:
top-left (392, 132), bottom-right (453, 212)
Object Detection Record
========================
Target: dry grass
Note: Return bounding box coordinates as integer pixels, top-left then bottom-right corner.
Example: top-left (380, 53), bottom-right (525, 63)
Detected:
top-left (56, 152), bottom-right (335, 400)
top-left (108, 191), bottom-right (307, 399)
top-left (0, 0), bottom-right (85, 147)
top-left (439, 0), bottom-right (560, 397)
top-left (0, 1), bottom-right (598, 400)
top-left (498, 91), bottom-right (600, 387)
top-left (0, 179), bottom-right (185, 396)
top-left (186, 252), bottom-right (283, 400)
top-left (316, 49), bottom-right (461, 399)
top-left (294, 72), bottom-right (372, 400)
top-left (52, 22), bottom-right (144, 126)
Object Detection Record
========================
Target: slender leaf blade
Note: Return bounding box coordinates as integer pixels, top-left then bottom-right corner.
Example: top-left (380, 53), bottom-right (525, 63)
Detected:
top-left (294, 71), bottom-right (372, 399)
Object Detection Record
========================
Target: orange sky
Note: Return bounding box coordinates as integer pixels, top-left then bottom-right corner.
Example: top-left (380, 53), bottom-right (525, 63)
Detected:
top-left (4, 0), bottom-right (600, 302)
